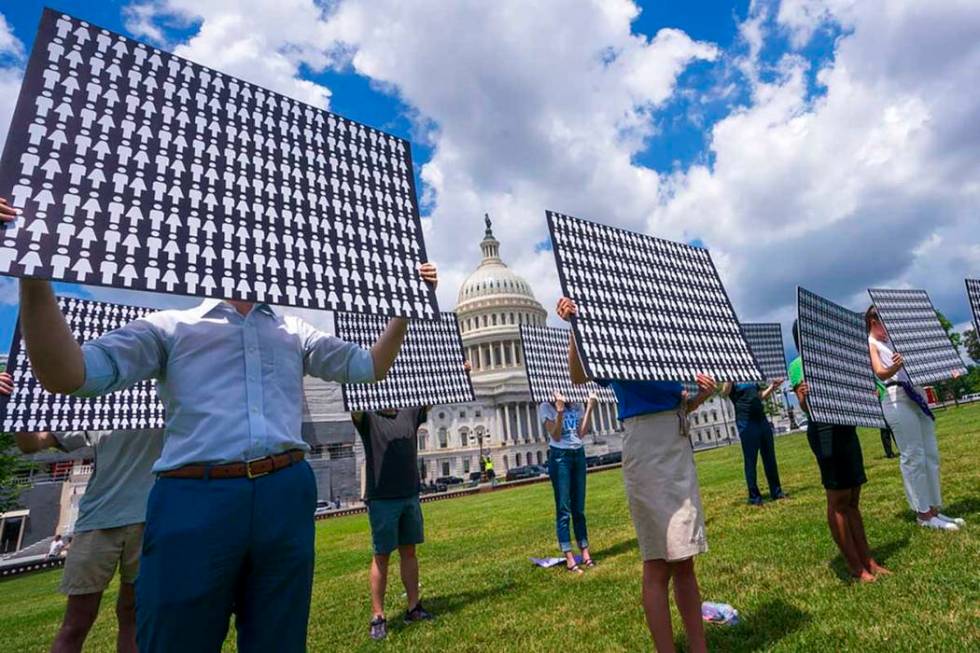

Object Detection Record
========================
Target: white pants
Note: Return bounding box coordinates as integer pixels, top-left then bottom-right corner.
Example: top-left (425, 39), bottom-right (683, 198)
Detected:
top-left (882, 387), bottom-right (942, 513)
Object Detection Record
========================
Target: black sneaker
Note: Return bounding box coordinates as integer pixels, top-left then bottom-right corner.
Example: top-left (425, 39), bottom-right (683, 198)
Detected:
top-left (404, 602), bottom-right (434, 624)
top-left (369, 616), bottom-right (387, 641)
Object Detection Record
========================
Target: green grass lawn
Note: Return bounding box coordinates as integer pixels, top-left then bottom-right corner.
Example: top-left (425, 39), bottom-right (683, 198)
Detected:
top-left (2, 405), bottom-right (979, 652)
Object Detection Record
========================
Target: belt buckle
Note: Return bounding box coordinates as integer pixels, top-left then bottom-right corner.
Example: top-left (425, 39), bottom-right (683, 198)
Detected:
top-left (245, 456), bottom-right (270, 479)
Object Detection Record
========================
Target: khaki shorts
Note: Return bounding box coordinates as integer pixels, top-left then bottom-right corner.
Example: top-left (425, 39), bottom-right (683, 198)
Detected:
top-left (60, 523), bottom-right (144, 595)
top-left (622, 410), bottom-right (707, 562)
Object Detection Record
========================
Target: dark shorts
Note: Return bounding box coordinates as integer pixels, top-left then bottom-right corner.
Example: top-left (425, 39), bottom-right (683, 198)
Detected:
top-left (366, 495), bottom-right (424, 555)
top-left (806, 422), bottom-right (867, 490)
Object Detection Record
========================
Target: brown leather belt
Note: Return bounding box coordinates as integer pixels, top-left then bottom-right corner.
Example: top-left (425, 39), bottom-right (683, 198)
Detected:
top-left (159, 450), bottom-right (305, 480)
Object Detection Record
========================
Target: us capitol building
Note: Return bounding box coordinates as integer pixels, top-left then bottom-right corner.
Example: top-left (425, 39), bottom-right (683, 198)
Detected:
top-left (414, 216), bottom-right (623, 481)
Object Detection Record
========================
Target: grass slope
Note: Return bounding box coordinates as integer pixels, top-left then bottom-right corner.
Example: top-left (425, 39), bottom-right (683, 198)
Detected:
top-left (1, 405), bottom-right (978, 652)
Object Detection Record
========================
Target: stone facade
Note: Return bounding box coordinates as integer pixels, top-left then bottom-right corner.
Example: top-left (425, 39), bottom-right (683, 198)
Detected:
top-left (415, 216), bottom-right (621, 481)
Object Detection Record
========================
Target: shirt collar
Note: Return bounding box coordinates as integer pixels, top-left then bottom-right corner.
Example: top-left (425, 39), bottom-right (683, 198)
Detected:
top-left (190, 299), bottom-right (277, 318)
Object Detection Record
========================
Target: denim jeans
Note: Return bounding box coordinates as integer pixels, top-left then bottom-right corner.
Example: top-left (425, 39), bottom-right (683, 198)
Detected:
top-left (548, 446), bottom-right (589, 552)
top-left (738, 420), bottom-right (783, 501)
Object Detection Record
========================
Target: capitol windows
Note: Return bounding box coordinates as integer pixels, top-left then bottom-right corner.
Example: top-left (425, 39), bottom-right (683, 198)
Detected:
top-left (459, 428), bottom-right (469, 447)
top-left (510, 312), bottom-right (515, 324)
top-left (516, 452), bottom-right (522, 466)
top-left (730, 426), bottom-right (736, 439)
top-left (418, 429), bottom-right (428, 451)
top-left (492, 314), bottom-right (498, 326)
top-left (536, 451), bottom-right (543, 464)
top-left (463, 458), bottom-right (471, 474)
top-left (482, 315), bottom-right (489, 327)
top-left (438, 428), bottom-right (448, 449)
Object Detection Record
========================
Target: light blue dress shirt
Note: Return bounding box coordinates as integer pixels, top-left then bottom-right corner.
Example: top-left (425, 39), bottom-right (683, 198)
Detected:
top-left (72, 300), bottom-right (376, 472)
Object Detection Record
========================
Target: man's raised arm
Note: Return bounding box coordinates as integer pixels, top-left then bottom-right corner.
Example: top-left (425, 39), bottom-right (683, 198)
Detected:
top-left (0, 198), bottom-right (84, 394)
top-left (20, 279), bottom-right (85, 394)
top-left (370, 263), bottom-right (438, 380)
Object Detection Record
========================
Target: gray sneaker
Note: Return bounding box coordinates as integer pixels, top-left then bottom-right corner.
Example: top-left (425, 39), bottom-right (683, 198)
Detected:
top-left (369, 616), bottom-right (387, 641)
top-left (404, 602), bottom-right (433, 624)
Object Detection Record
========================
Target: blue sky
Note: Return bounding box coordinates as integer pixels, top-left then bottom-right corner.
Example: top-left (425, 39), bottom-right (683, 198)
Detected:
top-left (0, 1), bottom-right (978, 360)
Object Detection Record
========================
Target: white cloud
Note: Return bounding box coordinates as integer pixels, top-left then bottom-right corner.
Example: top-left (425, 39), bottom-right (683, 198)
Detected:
top-left (317, 0), bottom-right (717, 315)
top-left (653, 0), bottom-right (980, 325)
top-left (0, 11), bottom-right (25, 150)
top-left (123, 0), bottom-right (337, 108)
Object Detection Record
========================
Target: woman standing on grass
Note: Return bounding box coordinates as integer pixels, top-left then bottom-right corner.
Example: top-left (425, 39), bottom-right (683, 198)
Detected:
top-left (539, 390), bottom-right (598, 573)
top-left (558, 297), bottom-right (715, 653)
top-left (865, 306), bottom-right (964, 531)
top-left (789, 321), bottom-right (890, 583)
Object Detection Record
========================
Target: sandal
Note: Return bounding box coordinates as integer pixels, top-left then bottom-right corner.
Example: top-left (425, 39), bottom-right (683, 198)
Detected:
top-left (582, 558), bottom-right (596, 568)
top-left (566, 563), bottom-right (583, 574)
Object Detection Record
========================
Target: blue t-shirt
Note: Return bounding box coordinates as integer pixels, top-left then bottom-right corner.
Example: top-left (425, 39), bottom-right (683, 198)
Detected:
top-left (538, 402), bottom-right (585, 449)
top-left (596, 380), bottom-right (683, 421)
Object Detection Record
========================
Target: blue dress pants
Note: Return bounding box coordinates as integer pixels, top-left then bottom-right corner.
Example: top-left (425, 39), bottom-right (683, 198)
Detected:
top-left (136, 460), bottom-right (316, 652)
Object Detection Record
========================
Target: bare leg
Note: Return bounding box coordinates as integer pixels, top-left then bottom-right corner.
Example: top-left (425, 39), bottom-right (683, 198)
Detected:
top-left (115, 583), bottom-right (137, 653)
top-left (848, 487), bottom-right (890, 576)
top-left (370, 554), bottom-right (390, 618)
top-left (398, 545), bottom-right (420, 609)
top-left (580, 546), bottom-right (593, 565)
top-left (51, 593), bottom-right (102, 653)
top-left (825, 489), bottom-right (873, 581)
top-left (641, 560), bottom-right (675, 653)
top-left (671, 558), bottom-right (707, 653)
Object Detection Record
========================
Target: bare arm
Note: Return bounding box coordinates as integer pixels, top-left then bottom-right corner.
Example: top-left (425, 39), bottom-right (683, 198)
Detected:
top-left (869, 343), bottom-right (903, 381)
top-left (14, 431), bottom-right (58, 454)
top-left (544, 392), bottom-right (566, 441)
top-left (557, 298), bottom-right (590, 384)
top-left (578, 395), bottom-right (597, 437)
top-left (370, 263), bottom-right (438, 380)
top-left (686, 374), bottom-right (717, 413)
top-left (760, 379), bottom-right (783, 400)
top-left (20, 279), bottom-right (85, 394)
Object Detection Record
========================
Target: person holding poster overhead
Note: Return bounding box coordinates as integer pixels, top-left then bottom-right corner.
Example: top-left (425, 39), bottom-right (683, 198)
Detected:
top-left (864, 306), bottom-right (964, 531)
top-left (788, 321), bottom-right (890, 582)
top-left (719, 379), bottom-right (787, 506)
top-left (7, 196), bottom-right (438, 653)
top-left (557, 297), bottom-right (714, 653)
top-left (539, 390), bottom-right (598, 573)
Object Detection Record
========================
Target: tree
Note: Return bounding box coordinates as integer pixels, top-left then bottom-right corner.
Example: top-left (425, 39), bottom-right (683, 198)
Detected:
top-left (936, 310), bottom-right (962, 353)
top-left (964, 328), bottom-right (980, 364)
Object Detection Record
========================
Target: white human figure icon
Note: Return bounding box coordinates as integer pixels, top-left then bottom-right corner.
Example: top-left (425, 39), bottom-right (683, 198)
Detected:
top-left (20, 149), bottom-right (40, 176)
top-left (100, 257), bottom-right (118, 284)
top-left (51, 250), bottom-right (71, 277)
top-left (145, 265), bottom-right (161, 289)
top-left (28, 120), bottom-right (46, 145)
top-left (0, 241), bottom-right (19, 273)
top-left (18, 250), bottom-right (43, 275)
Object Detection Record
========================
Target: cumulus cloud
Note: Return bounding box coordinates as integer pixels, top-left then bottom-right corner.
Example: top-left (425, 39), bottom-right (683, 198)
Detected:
top-left (318, 0), bottom-right (717, 313)
top-left (655, 0), bottom-right (980, 327)
top-left (0, 11), bottom-right (25, 151)
top-left (123, 0), bottom-right (337, 108)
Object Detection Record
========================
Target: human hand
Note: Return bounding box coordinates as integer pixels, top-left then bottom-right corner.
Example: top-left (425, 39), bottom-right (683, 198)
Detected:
top-left (556, 297), bottom-right (577, 322)
top-left (891, 352), bottom-right (904, 370)
top-left (418, 262), bottom-right (438, 289)
top-left (0, 198), bottom-right (19, 224)
top-left (797, 382), bottom-right (810, 398)
top-left (695, 373), bottom-right (717, 397)
top-left (553, 391), bottom-right (567, 412)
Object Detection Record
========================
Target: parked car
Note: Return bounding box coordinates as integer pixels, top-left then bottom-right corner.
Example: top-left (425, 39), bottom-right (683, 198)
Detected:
top-left (420, 481), bottom-right (448, 494)
top-left (435, 475), bottom-right (465, 486)
top-left (527, 464), bottom-right (549, 477)
top-left (469, 471), bottom-right (484, 482)
top-left (314, 501), bottom-right (331, 517)
top-left (585, 456), bottom-right (601, 468)
top-left (598, 451), bottom-right (622, 466)
top-left (505, 466), bottom-right (537, 482)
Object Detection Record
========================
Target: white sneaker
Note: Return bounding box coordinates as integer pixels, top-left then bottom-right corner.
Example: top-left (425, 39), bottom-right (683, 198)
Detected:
top-left (936, 513), bottom-right (965, 527)
top-left (918, 516), bottom-right (959, 531)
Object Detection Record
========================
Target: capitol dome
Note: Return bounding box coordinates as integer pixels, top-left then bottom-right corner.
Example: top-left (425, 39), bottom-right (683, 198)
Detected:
top-left (454, 214), bottom-right (547, 375)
